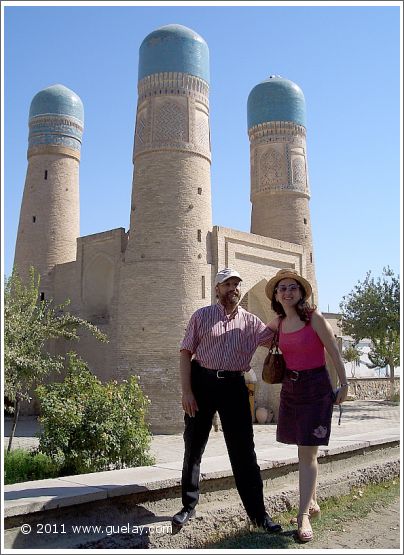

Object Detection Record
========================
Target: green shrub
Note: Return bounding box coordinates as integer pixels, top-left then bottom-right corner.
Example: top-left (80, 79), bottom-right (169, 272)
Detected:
top-left (4, 448), bottom-right (61, 484)
top-left (36, 353), bottom-right (155, 475)
top-left (390, 392), bottom-right (400, 404)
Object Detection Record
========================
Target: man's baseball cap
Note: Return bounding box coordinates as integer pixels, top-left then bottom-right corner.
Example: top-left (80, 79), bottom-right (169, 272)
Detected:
top-left (214, 268), bottom-right (242, 286)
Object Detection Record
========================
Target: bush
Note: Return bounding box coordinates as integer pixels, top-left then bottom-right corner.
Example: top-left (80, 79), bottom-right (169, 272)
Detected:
top-left (36, 353), bottom-right (155, 475)
top-left (390, 392), bottom-right (400, 404)
top-left (4, 448), bottom-right (61, 484)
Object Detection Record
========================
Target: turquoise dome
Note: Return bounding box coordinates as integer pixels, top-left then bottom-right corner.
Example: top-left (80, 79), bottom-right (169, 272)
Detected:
top-left (28, 84), bottom-right (83, 152)
top-left (138, 24), bottom-right (209, 83)
top-left (247, 76), bottom-right (306, 129)
top-left (29, 84), bottom-right (84, 122)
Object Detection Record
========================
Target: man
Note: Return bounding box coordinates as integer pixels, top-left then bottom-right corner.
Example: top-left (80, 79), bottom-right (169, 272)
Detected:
top-left (172, 268), bottom-right (282, 533)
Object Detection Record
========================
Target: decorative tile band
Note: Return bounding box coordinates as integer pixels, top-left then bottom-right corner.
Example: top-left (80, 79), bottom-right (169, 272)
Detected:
top-left (248, 121), bottom-right (306, 142)
top-left (133, 87), bottom-right (211, 162)
top-left (27, 144), bottom-right (81, 161)
top-left (28, 114), bottom-right (83, 152)
top-left (250, 129), bottom-right (310, 198)
top-left (138, 72), bottom-right (209, 105)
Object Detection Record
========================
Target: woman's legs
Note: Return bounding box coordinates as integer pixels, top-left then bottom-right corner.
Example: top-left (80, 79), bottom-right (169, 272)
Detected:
top-left (297, 445), bottom-right (319, 539)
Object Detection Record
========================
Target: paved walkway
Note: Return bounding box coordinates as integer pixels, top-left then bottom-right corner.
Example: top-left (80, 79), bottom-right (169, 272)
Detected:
top-left (4, 400), bottom-right (400, 464)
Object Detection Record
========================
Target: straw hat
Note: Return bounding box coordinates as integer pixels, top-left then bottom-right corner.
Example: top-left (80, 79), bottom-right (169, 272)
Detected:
top-left (265, 269), bottom-right (312, 300)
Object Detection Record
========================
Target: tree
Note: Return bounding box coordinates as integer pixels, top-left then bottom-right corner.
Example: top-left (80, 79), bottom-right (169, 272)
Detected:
top-left (4, 268), bottom-right (108, 451)
top-left (342, 344), bottom-right (362, 378)
top-left (339, 267), bottom-right (400, 398)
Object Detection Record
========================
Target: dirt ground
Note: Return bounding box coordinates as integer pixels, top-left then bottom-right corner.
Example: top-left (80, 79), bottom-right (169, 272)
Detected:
top-left (299, 496), bottom-right (401, 550)
top-left (77, 491), bottom-right (401, 551)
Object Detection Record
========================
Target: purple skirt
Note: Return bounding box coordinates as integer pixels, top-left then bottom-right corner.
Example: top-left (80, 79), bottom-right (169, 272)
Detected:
top-left (277, 367), bottom-right (335, 446)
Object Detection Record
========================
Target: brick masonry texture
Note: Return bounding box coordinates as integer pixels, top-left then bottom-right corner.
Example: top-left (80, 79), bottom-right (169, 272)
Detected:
top-left (14, 152), bottom-right (80, 300)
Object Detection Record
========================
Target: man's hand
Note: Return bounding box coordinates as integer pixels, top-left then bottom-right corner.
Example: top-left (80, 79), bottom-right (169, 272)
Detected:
top-left (182, 391), bottom-right (199, 417)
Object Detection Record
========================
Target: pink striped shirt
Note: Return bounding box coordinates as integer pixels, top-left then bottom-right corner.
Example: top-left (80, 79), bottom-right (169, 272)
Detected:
top-left (180, 303), bottom-right (274, 371)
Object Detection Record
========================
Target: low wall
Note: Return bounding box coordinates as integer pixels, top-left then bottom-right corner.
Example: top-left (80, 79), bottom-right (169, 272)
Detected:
top-left (347, 377), bottom-right (400, 400)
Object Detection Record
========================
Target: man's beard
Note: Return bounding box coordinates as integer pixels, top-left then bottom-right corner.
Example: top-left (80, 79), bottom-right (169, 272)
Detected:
top-left (220, 291), bottom-right (240, 306)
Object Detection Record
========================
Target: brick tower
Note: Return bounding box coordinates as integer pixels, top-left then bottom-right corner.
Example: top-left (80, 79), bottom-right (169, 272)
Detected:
top-left (117, 24), bottom-right (213, 432)
top-left (247, 75), bottom-right (318, 302)
top-left (14, 84), bottom-right (83, 299)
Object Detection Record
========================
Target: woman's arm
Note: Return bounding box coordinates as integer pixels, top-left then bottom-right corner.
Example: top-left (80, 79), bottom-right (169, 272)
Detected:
top-left (267, 316), bottom-right (281, 332)
top-left (311, 310), bottom-right (349, 403)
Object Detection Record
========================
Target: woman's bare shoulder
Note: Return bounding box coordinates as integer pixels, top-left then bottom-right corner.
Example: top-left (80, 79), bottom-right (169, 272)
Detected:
top-left (310, 308), bottom-right (328, 330)
top-left (310, 308), bottom-right (322, 321)
top-left (268, 315), bottom-right (281, 331)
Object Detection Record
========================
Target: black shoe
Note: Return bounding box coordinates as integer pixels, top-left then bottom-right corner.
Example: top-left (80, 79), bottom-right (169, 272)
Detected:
top-left (255, 513), bottom-right (282, 534)
top-left (172, 507), bottom-right (196, 528)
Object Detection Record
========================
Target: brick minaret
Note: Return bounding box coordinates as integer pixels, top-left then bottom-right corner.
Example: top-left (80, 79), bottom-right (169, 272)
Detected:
top-left (117, 25), bottom-right (213, 432)
top-left (247, 75), bottom-right (318, 302)
top-left (14, 84), bottom-right (83, 299)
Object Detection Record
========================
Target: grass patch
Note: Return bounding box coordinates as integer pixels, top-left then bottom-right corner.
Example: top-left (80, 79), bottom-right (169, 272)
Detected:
top-left (4, 448), bottom-right (61, 484)
top-left (206, 477), bottom-right (400, 549)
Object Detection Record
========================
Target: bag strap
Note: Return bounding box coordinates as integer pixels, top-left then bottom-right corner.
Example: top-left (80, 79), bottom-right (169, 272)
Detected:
top-left (269, 318), bottom-right (281, 350)
top-left (273, 317), bottom-right (282, 347)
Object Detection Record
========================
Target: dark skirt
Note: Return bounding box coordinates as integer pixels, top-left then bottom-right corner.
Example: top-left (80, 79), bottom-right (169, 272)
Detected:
top-left (277, 367), bottom-right (335, 446)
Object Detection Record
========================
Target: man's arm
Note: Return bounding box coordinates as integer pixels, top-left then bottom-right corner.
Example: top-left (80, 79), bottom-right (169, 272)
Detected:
top-left (180, 349), bottom-right (199, 417)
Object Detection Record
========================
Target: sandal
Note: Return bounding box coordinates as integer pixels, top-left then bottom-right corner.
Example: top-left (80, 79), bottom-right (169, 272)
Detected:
top-left (309, 502), bottom-right (321, 519)
top-left (296, 512), bottom-right (313, 542)
top-left (290, 502), bottom-right (321, 524)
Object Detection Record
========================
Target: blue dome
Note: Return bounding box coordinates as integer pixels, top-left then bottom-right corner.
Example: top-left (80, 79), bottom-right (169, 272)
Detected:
top-left (29, 84), bottom-right (84, 122)
top-left (247, 76), bottom-right (306, 129)
top-left (138, 24), bottom-right (209, 83)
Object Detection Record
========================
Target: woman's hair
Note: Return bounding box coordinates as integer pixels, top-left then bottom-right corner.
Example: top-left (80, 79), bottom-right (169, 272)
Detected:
top-left (271, 283), bottom-right (316, 322)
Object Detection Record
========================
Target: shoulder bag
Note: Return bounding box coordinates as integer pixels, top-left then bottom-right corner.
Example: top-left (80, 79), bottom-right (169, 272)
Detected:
top-left (262, 321), bottom-right (286, 384)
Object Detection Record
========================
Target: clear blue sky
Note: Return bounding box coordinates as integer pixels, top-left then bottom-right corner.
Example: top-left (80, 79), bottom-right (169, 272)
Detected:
top-left (2, 2), bottom-right (402, 313)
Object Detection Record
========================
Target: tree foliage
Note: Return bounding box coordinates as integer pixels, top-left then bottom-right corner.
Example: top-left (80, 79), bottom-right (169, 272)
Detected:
top-left (4, 268), bottom-right (107, 450)
top-left (339, 267), bottom-right (400, 380)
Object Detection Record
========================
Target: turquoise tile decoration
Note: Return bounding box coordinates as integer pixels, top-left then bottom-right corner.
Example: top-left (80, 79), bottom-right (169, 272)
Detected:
top-left (138, 24), bottom-right (209, 83)
top-left (29, 84), bottom-right (84, 151)
top-left (247, 75), bottom-right (306, 129)
top-left (29, 84), bottom-right (84, 121)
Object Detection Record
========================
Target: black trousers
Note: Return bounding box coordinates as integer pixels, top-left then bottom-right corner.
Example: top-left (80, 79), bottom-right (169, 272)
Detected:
top-left (181, 360), bottom-right (266, 523)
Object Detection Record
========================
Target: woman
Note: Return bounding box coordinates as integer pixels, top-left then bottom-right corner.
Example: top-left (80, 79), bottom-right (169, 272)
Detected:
top-left (266, 269), bottom-right (348, 542)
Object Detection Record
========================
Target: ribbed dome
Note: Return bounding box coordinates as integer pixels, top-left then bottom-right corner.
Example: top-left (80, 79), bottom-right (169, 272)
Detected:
top-left (247, 75), bottom-right (306, 129)
top-left (29, 84), bottom-right (84, 122)
top-left (138, 24), bottom-right (209, 83)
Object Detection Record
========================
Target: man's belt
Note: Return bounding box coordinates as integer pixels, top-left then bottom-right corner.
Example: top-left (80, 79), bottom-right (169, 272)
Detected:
top-left (192, 360), bottom-right (244, 379)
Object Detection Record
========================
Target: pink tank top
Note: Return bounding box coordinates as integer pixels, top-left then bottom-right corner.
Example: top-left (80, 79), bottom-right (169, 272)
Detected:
top-left (278, 320), bottom-right (325, 371)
